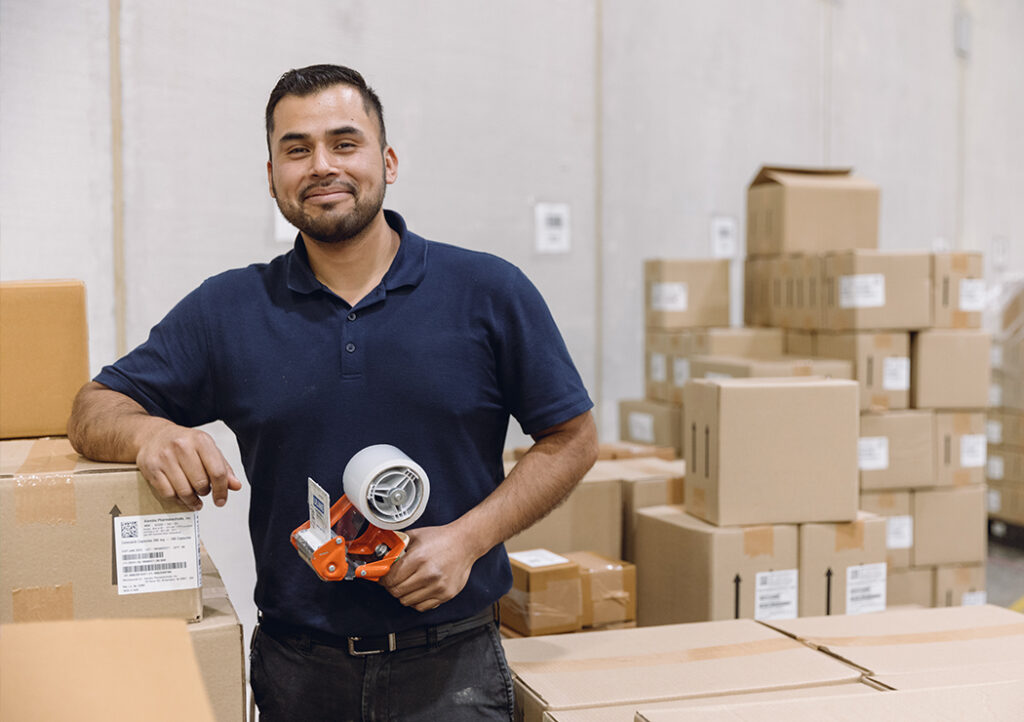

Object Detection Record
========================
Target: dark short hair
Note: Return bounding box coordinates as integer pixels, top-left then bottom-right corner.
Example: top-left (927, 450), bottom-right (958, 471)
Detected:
top-left (265, 64), bottom-right (386, 155)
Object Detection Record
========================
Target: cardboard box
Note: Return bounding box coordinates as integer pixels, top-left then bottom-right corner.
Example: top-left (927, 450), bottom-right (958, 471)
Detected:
top-left (797, 512), bottom-right (888, 617)
top-left (784, 330), bottom-right (817, 357)
top-left (886, 567), bottom-right (933, 608)
top-left (912, 486), bottom-right (987, 566)
top-left (688, 355), bottom-right (853, 381)
top-left (617, 399), bottom-right (683, 457)
top-left (634, 681), bottom-right (1024, 721)
top-left (911, 330), bottom-right (992, 409)
top-left (934, 564), bottom-right (987, 608)
top-left (0, 280), bottom-right (90, 439)
top-left (502, 617), bottom-right (861, 722)
top-left (506, 472), bottom-right (622, 560)
top-left (193, 549), bottom-right (245, 722)
top-left (816, 332), bottom-right (911, 411)
top-left (768, 254), bottom-right (825, 330)
top-left (636, 505), bottom-right (798, 625)
top-left (858, 491), bottom-right (913, 569)
top-left (0, 437), bottom-right (203, 623)
top-left (683, 378), bottom-right (859, 526)
top-left (745, 166), bottom-right (879, 256)
top-left (645, 331), bottom-right (673, 402)
top-left (644, 259), bottom-right (730, 329)
top-left (934, 412), bottom-right (987, 486)
top-left (669, 327), bottom-right (785, 358)
top-left (563, 551), bottom-right (636, 628)
top-left (743, 257), bottom-right (772, 327)
top-left (857, 411), bottom-right (935, 491)
top-left (0, 618), bottom-right (217, 722)
top-left (499, 550), bottom-right (583, 636)
top-left (821, 251), bottom-right (932, 331)
top-left (761, 604), bottom-right (1024, 675)
top-left (933, 252), bottom-right (985, 329)
top-left (592, 457), bottom-right (684, 562)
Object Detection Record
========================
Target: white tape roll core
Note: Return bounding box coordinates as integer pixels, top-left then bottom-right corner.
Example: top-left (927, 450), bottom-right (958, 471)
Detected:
top-left (342, 445), bottom-right (430, 530)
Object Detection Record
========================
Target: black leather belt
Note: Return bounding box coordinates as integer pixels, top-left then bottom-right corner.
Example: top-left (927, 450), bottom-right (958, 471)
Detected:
top-left (260, 603), bottom-right (499, 656)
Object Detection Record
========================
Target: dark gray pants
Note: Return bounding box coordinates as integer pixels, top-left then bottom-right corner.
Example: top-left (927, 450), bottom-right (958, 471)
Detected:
top-left (250, 619), bottom-right (515, 721)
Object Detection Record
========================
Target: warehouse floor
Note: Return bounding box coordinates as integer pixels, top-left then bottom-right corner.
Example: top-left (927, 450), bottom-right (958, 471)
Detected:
top-left (987, 535), bottom-right (1024, 610)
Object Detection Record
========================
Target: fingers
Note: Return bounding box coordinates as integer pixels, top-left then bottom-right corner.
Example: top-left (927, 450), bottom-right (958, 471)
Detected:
top-left (138, 427), bottom-right (241, 511)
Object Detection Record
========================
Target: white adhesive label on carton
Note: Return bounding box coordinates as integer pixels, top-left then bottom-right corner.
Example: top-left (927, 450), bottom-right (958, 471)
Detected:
top-left (508, 549), bottom-right (570, 568)
top-left (754, 569), bottom-right (798, 621)
top-left (839, 274), bottom-right (885, 309)
top-left (958, 279), bottom-right (986, 312)
top-left (114, 512), bottom-right (201, 595)
top-left (649, 353), bottom-right (667, 383)
top-left (307, 477), bottom-right (331, 538)
top-left (987, 420), bottom-right (1004, 445)
top-left (628, 412), bottom-right (656, 444)
top-left (987, 455), bottom-right (1005, 481)
top-left (882, 357), bottom-right (911, 391)
top-left (858, 436), bottom-right (890, 471)
top-left (987, 489), bottom-right (1003, 513)
top-left (960, 434), bottom-right (987, 468)
top-left (886, 515), bottom-right (914, 550)
top-left (651, 282), bottom-right (688, 312)
top-left (846, 562), bottom-right (887, 615)
top-left (673, 358), bottom-right (690, 387)
top-left (962, 590), bottom-right (987, 606)
top-left (990, 384), bottom-right (1003, 407)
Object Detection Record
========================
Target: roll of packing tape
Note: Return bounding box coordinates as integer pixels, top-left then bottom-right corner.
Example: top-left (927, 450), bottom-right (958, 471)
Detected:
top-left (342, 445), bottom-right (430, 530)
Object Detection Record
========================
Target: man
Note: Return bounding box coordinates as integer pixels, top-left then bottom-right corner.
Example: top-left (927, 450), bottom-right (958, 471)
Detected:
top-left (68, 64), bottom-right (597, 721)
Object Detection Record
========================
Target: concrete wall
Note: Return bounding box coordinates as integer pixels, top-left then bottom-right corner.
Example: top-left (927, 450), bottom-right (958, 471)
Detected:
top-left (3, 0), bottom-right (1022, 689)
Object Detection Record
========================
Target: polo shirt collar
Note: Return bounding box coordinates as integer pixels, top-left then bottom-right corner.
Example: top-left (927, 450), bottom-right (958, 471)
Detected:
top-left (285, 209), bottom-right (427, 295)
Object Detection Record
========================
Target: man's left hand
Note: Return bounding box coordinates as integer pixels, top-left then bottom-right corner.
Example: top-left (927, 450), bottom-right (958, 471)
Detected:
top-left (380, 524), bottom-right (477, 612)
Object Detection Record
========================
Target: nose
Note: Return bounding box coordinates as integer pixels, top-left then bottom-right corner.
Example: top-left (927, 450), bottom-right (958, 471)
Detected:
top-left (310, 144), bottom-right (337, 176)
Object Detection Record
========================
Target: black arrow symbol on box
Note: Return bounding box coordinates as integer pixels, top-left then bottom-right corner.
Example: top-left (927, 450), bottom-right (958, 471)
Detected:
top-left (110, 505), bottom-right (121, 585)
top-left (825, 567), bottom-right (833, 615)
top-left (734, 574), bottom-right (741, 619)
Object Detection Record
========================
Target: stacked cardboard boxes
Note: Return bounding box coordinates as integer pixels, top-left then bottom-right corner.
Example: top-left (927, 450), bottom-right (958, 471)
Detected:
top-left (988, 282), bottom-right (1024, 530)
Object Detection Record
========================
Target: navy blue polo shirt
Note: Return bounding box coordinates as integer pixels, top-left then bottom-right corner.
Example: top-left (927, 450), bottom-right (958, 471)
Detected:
top-left (95, 210), bottom-right (592, 636)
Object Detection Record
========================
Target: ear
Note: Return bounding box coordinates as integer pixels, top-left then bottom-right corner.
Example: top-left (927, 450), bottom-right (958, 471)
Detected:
top-left (266, 161), bottom-right (276, 198)
top-left (384, 146), bottom-right (398, 185)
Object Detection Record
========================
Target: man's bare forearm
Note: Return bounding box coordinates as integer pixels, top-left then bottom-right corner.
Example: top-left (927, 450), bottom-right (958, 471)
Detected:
top-left (68, 382), bottom-right (175, 462)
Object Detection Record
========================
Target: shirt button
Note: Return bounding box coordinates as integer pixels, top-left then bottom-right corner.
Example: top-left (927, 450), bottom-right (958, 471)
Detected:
top-left (347, 312), bottom-right (357, 321)
top-left (346, 343), bottom-right (356, 353)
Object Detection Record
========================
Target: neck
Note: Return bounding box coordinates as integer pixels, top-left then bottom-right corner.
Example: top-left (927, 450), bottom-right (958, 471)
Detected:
top-left (302, 211), bottom-right (399, 306)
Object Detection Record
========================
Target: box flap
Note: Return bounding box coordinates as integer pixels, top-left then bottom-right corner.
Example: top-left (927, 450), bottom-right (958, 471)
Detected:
top-left (749, 166), bottom-right (864, 188)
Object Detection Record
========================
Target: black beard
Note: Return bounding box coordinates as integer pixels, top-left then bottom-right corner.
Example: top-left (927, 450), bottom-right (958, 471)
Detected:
top-left (275, 175), bottom-right (387, 245)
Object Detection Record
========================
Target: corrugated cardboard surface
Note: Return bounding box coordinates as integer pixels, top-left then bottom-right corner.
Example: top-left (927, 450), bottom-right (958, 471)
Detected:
top-left (784, 330), bottom-right (817, 357)
top-left (886, 567), bottom-right (934, 608)
top-left (564, 551), bottom-right (635, 627)
top-left (821, 251), bottom-right (932, 331)
top-left (912, 486), bottom-right (987, 566)
top-left (858, 491), bottom-right (913, 569)
top-left (0, 280), bottom-right (90, 439)
top-left (761, 604), bottom-right (1024, 676)
top-left (672, 327), bottom-right (785, 358)
top-left (603, 458), bottom-right (682, 562)
top-left (911, 330), bottom-right (992, 409)
top-left (871, 661), bottom-right (1024, 690)
top-left (0, 437), bottom-right (203, 623)
top-left (932, 252), bottom-right (984, 329)
top-left (688, 354), bottom-right (853, 381)
top-left (635, 681), bottom-right (1024, 721)
top-left (934, 411), bottom-right (987, 486)
top-left (0, 618), bottom-right (216, 721)
top-left (644, 259), bottom-right (730, 329)
top-left (500, 555), bottom-right (582, 636)
top-left (503, 617), bottom-right (860, 722)
top-left (797, 512), bottom-right (887, 617)
top-left (635, 505), bottom-right (798, 625)
top-left (617, 398), bottom-right (683, 456)
top-left (684, 378), bottom-right (859, 526)
top-left (816, 332), bottom-right (911, 411)
top-left (857, 411), bottom-right (935, 491)
top-left (193, 548), bottom-right (245, 722)
top-left (933, 564), bottom-right (986, 608)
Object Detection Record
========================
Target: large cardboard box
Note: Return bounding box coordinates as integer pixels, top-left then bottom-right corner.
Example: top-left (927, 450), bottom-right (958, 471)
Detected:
top-left (858, 490), bottom-right (913, 569)
top-left (636, 505), bottom-right (798, 625)
top-left (821, 251), bottom-right (932, 331)
top-left (0, 437), bottom-right (203, 623)
top-left (193, 548), bottom-right (245, 722)
top-left (816, 332), bottom-right (911, 411)
top-left (506, 471), bottom-right (622, 560)
top-left (745, 166), bottom-right (879, 256)
top-left (0, 618), bottom-right (217, 722)
top-left (934, 412), bottom-right (987, 486)
top-left (683, 377), bottom-right (859, 526)
top-left (912, 486), bottom-right (987, 566)
top-left (934, 564), bottom-right (987, 608)
top-left (644, 259), bottom-right (729, 329)
top-left (563, 551), bottom-right (635, 628)
top-left (761, 604), bottom-right (1024, 676)
top-left (0, 280), bottom-right (90, 439)
top-left (857, 411), bottom-right (935, 491)
top-left (618, 399), bottom-right (682, 457)
top-left (503, 617), bottom-right (861, 722)
top-left (797, 512), bottom-right (887, 617)
top-left (500, 550), bottom-right (583, 636)
top-left (688, 355), bottom-right (853, 381)
top-left (886, 567), bottom-right (933, 608)
top-left (911, 330), bottom-right (992, 409)
top-left (932, 252), bottom-right (985, 329)
top-left (593, 457), bottom-right (684, 562)
top-left (743, 256), bottom-right (772, 327)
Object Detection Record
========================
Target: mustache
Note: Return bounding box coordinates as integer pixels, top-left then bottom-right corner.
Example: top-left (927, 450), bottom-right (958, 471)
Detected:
top-left (301, 180), bottom-right (357, 200)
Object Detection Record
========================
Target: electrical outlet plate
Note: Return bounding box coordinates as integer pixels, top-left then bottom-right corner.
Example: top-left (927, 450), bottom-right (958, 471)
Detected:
top-left (710, 215), bottom-right (738, 259)
top-left (534, 202), bottom-right (571, 254)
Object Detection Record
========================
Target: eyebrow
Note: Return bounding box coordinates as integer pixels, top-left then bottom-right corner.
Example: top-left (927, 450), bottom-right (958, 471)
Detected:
top-left (276, 125), bottom-right (366, 146)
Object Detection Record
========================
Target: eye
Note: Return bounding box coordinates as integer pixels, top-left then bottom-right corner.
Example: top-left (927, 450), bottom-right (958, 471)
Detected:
top-left (336, 142), bottom-right (355, 151)
top-left (286, 146), bottom-right (309, 156)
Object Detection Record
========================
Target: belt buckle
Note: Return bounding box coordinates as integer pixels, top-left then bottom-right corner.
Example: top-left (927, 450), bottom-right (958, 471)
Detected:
top-left (347, 633), bottom-right (397, 656)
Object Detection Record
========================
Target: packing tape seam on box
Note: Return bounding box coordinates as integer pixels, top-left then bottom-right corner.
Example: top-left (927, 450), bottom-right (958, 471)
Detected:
top-left (743, 526), bottom-right (775, 557)
top-left (808, 622), bottom-right (1024, 649)
top-left (13, 473), bottom-right (77, 524)
top-left (11, 583), bottom-right (75, 622)
top-left (510, 636), bottom-right (803, 675)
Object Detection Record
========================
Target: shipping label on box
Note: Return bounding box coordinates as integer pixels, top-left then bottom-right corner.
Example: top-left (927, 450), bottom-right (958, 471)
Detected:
top-left (797, 512), bottom-right (888, 617)
top-left (857, 411), bottom-right (934, 491)
top-left (933, 253), bottom-right (985, 330)
top-left (816, 332), bottom-right (911, 411)
top-left (934, 412), bottom-right (987, 487)
top-left (821, 252), bottom-right (932, 331)
top-left (644, 259), bottom-right (729, 329)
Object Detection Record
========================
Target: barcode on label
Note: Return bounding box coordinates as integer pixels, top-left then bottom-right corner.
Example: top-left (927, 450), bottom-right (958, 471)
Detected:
top-left (122, 551), bottom-right (165, 561)
top-left (120, 521), bottom-right (139, 538)
top-left (122, 561), bottom-right (187, 574)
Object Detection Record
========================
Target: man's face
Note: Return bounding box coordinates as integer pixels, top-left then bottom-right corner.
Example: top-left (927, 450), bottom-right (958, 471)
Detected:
top-left (267, 84), bottom-right (397, 244)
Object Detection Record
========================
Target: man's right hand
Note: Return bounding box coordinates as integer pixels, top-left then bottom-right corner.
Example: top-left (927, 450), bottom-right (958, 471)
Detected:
top-left (137, 425), bottom-right (242, 510)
